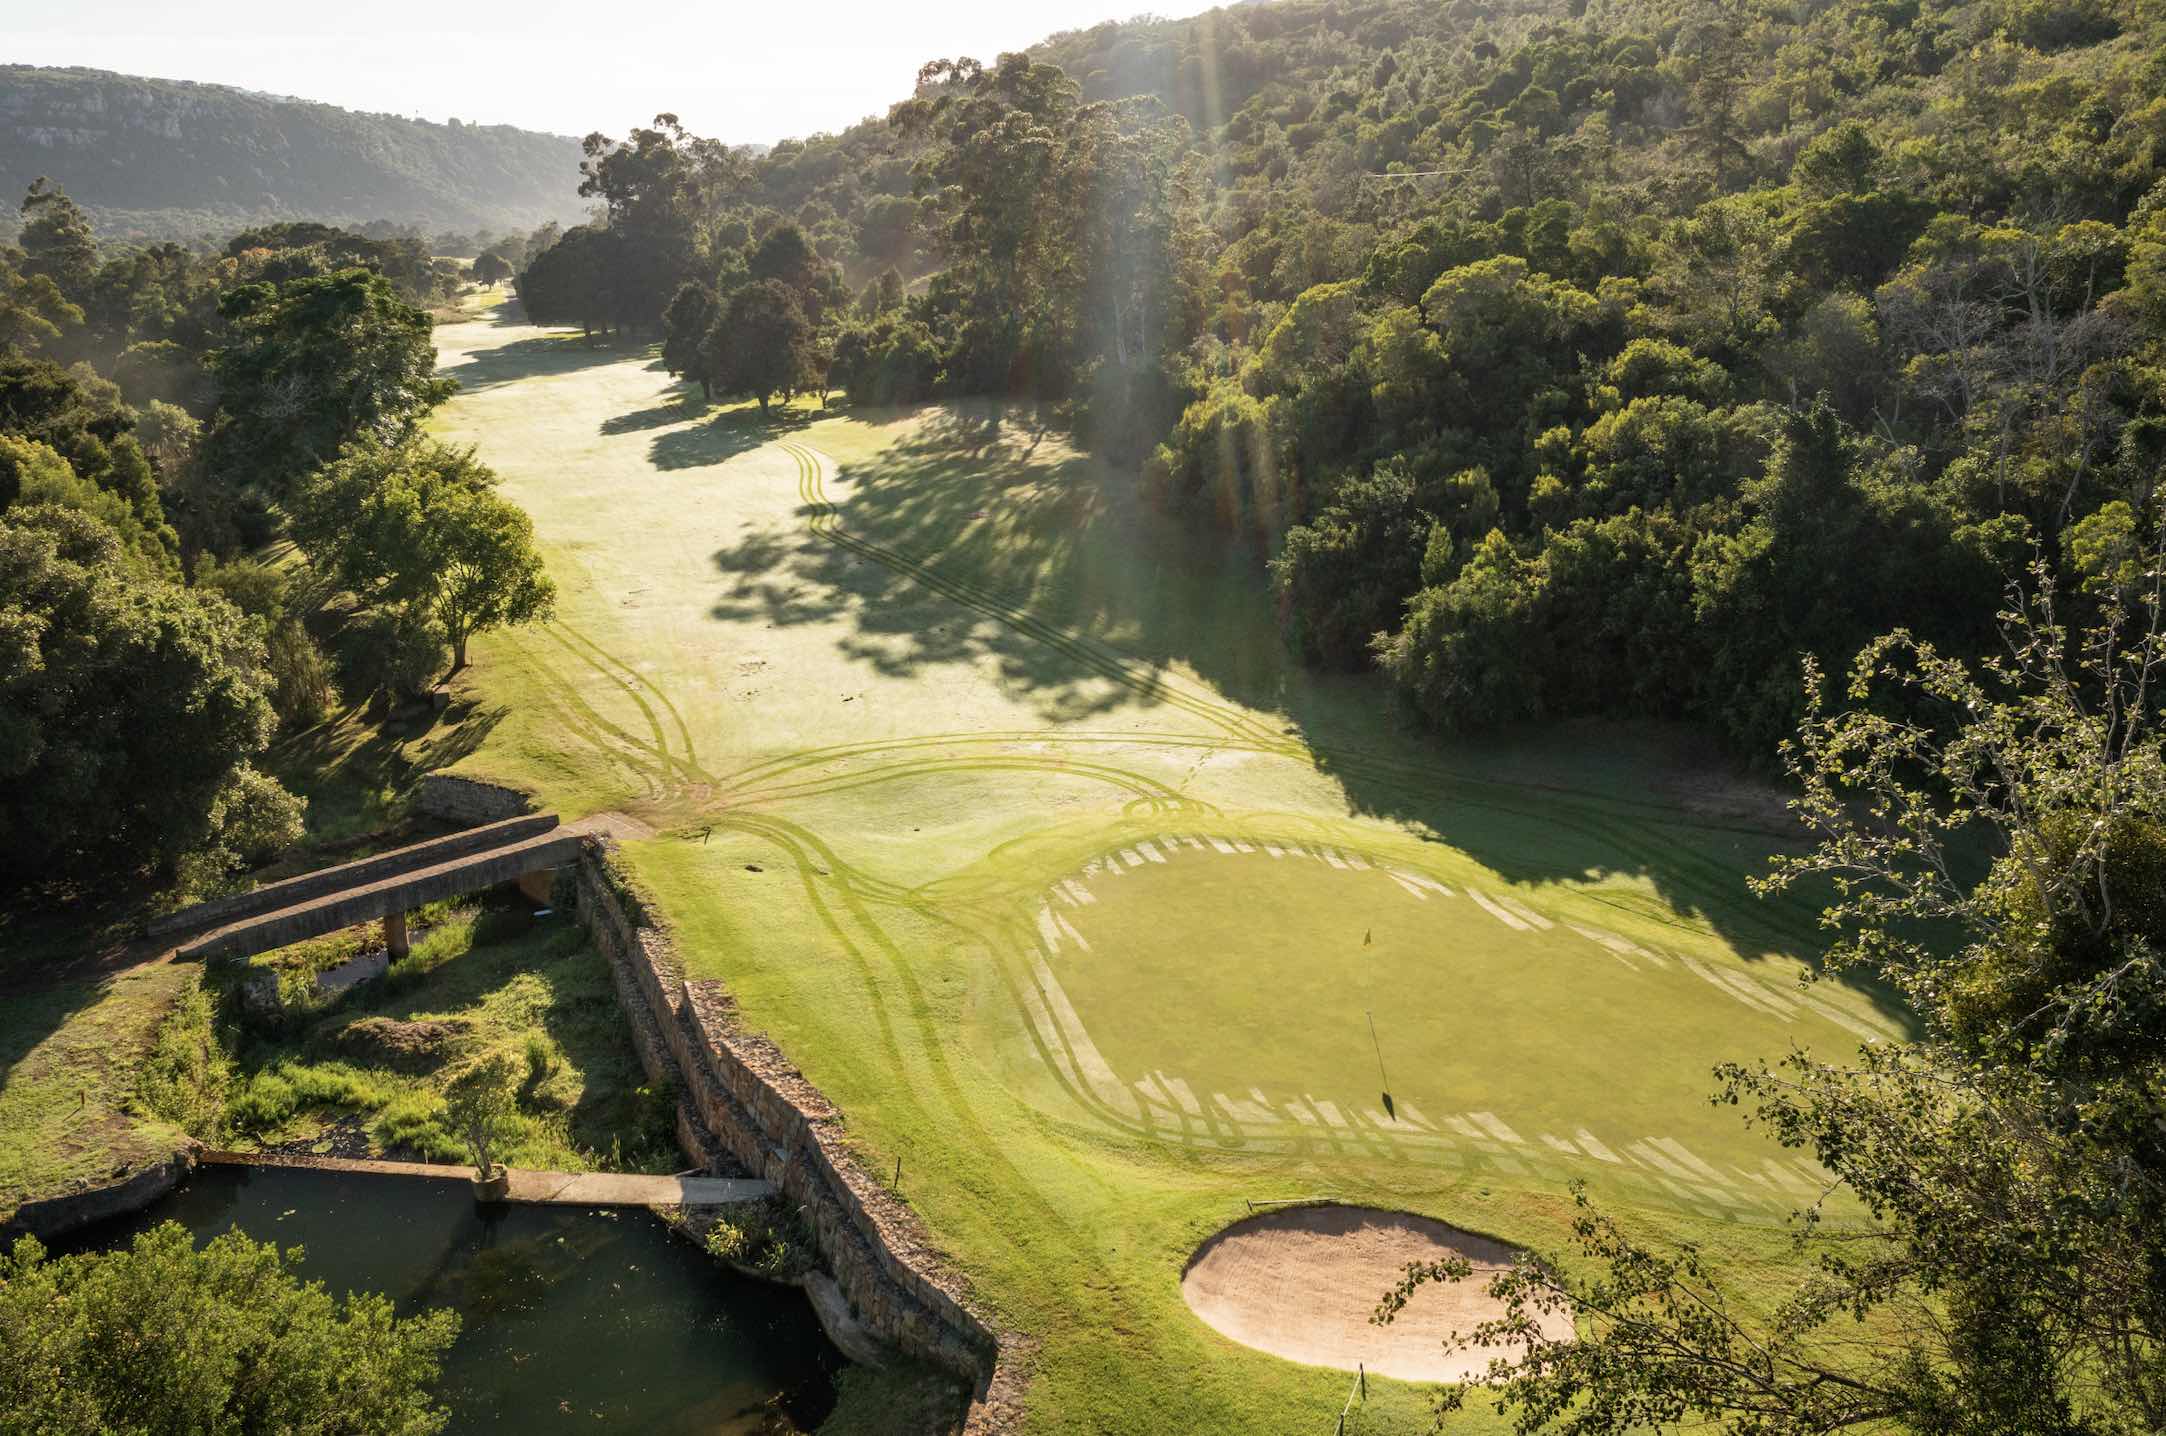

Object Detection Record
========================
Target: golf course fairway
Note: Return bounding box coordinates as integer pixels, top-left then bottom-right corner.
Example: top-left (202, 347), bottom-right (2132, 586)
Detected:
top-left (428, 299), bottom-right (1903, 1432)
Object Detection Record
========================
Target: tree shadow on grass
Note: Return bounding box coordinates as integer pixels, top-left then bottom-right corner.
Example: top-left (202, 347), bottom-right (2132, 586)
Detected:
top-left (648, 403), bottom-right (816, 472)
top-left (448, 333), bottom-right (659, 396)
top-left (601, 397), bottom-right (707, 436)
top-left (704, 398), bottom-right (1897, 1009)
top-left (710, 401), bottom-right (1269, 727)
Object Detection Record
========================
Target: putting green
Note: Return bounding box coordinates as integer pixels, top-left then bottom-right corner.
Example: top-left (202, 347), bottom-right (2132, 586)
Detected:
top-left (428, 305), bottom-right (1903, 1431)
top-left (998, 835), bottom-right (1887, 1218)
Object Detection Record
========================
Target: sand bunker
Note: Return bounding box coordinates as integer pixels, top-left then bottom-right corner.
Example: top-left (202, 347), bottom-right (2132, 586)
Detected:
top-left (1180, 1205), bottom-right (1572, 1381)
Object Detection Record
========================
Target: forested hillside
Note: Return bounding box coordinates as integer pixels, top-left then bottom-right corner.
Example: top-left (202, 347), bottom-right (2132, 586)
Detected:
top-left (519, 0), bottom-right (2166, 762)
top-left (0, 67), bottom-right (588, 241)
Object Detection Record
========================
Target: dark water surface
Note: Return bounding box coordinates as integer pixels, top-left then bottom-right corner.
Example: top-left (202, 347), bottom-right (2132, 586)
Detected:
top-left (62, 1164), bottom-right (843, 1434)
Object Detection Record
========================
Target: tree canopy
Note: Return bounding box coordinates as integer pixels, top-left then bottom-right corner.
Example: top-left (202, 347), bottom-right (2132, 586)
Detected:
top-left (204, 268), bottom-right (454, 502)
top-left (0, 505), bottom-right (300, 882)
top-left (291, 437), bottom-right (555, 670)
top-left (0, 1223), bottom-right (458, 1436)
top-left (1383, 557), bottom-right (2166, 1434)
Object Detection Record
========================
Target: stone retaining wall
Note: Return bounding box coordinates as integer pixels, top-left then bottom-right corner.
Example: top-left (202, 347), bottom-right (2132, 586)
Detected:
top-left (413, 773), bottom-right (535, 825)
top-left (571, 840), bottom-right (1020, 1429)
top-left (1, 1150), bottom-right (198, 1243)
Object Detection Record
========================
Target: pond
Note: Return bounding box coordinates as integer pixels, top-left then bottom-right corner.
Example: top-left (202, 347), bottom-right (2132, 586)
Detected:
top-left (60, 1163), bottom-right (845, 1434)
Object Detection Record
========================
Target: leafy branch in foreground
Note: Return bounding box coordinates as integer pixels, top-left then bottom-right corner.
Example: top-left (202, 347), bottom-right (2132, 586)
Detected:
top-left (0, 1223), bottom-right (458, 1435)
top-left (1379, 545), bottom-right (2166, 1435)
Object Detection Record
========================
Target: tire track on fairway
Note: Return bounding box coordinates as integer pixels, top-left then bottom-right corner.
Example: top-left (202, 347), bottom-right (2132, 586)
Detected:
top-left (548, 621), bottom-right (708, 784)
top-left (541, 623), bottom-right (704, 791)
top-left (711, 812), bottom-right (1144, 1320)
top-left (497, 634), bottom-right (676, 798)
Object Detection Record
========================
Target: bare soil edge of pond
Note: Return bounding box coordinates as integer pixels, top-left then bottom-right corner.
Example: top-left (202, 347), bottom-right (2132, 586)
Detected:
top-left (1179, 1204), bottom-right (1575, 1382)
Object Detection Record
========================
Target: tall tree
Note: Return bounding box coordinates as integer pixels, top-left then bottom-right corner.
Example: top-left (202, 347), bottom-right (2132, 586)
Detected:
top-left (17, 178), bottom-right (97, 303)
top-left (0, 247), bottom-right (82, 353)
top-left (291, 438), bottom-right (555, 670)
top-left (202, 269), bottom-right (454, 504)
top-left (703, 279), bottom-right (817, 412)
top-left (516, 225), bottom-right (620, 339)
top-left (576, 115), bottom-right (740, 331)
top-left (661, 281), bottom-right (720, 397)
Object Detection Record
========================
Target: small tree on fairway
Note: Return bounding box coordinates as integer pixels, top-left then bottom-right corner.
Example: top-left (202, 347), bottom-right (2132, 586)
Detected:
top-left (469, 250), bottom-right (513, 285)
top-left (427, 482), bottom-right (555, 669)
top-left (444, 1055), bottom-right (517, 1180)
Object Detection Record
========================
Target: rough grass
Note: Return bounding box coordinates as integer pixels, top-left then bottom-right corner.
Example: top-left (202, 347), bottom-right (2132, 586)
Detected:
top-left (428, 305), bottom-right (1905, 1432)
top-left (0, 963), bottom-right (192, 1217)
top-left (209, 902), bottom-right (678, 1174)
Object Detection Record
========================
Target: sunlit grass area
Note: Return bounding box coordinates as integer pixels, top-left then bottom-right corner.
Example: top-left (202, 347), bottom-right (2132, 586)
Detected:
top-left (428, 303), bottom-right (1903, 1432)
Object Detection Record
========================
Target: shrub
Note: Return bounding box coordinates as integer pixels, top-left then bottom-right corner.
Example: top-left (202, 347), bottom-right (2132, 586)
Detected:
top-left (227, 1070), bottom-right (299, 1133)
top-left (266, 618), bottom-right (334, 729)
top-left (703, 1200), bottom-right (818, 1281)
top-left (136, 977), bottom-right (232, 1138)
top-left (522, 1034), bottom-right (557, 1087)
top-left (340, 608), bottom-right (448, 705)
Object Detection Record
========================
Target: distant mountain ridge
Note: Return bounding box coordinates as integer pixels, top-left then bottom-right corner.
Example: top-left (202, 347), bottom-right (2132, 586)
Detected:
top-left (0, 66), bottom-right (590, 241)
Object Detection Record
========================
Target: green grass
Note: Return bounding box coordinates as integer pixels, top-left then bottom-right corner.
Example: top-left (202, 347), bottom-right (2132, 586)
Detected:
top-left (0, 964), bottom-right (193, 1216)
top-left (209, 903), bottom-right (678, 1174)
top-left (427, 304), bottom-right (1908, 1432)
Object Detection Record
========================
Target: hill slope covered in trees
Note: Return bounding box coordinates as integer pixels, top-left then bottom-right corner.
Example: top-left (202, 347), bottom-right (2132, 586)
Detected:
top-left (0, 67), bottom-right (588, 241)
top-left (524, 0), bottom-right (2166, 765)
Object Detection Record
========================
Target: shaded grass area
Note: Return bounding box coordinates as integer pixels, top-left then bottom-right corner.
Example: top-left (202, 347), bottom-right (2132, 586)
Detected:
top-left (0, 963), bottom-right (192, 1216)
top-left (193, 901), bottom-right (678, 1174)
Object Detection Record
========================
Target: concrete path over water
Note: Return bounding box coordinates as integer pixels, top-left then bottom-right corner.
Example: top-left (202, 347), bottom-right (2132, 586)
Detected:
top-left (200, 1151), bottom-right (773, 1207)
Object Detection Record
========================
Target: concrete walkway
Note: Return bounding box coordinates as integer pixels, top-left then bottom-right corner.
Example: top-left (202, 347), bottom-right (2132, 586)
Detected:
top-left (199, 1151), bottom-right (773, 1207)
top-left (172, 818), bottom-right (612, 964)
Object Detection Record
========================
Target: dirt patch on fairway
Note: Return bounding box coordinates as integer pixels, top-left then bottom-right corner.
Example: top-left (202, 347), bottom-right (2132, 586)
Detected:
top-left (1180, 1205), bottom-right (1570, 1381)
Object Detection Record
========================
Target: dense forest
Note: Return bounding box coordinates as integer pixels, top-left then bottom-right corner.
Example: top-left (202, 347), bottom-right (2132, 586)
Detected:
top-left (0, 67), bottom-right (588, 241)
top-left (0, 182), bottom-right (552, 888)
top-left (514, 0), bottom-right (2166, 762)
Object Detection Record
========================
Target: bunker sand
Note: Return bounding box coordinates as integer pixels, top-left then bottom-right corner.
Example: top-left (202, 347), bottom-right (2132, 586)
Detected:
top-left (1181, 1205), bottom-right (1575, 1381)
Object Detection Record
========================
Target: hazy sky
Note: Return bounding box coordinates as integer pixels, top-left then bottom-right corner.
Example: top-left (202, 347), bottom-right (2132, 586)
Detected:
top-left (2, 0), bottom-right (1217, 143)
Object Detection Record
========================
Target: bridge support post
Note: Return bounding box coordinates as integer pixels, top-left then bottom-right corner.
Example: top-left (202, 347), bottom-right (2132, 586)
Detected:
top-left (384, 910), bottom-right (410, 961)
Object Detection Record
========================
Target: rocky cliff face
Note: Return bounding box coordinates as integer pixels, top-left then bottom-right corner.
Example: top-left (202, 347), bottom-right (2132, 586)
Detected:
top-left (0, 66), bottom-right (587, 239)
